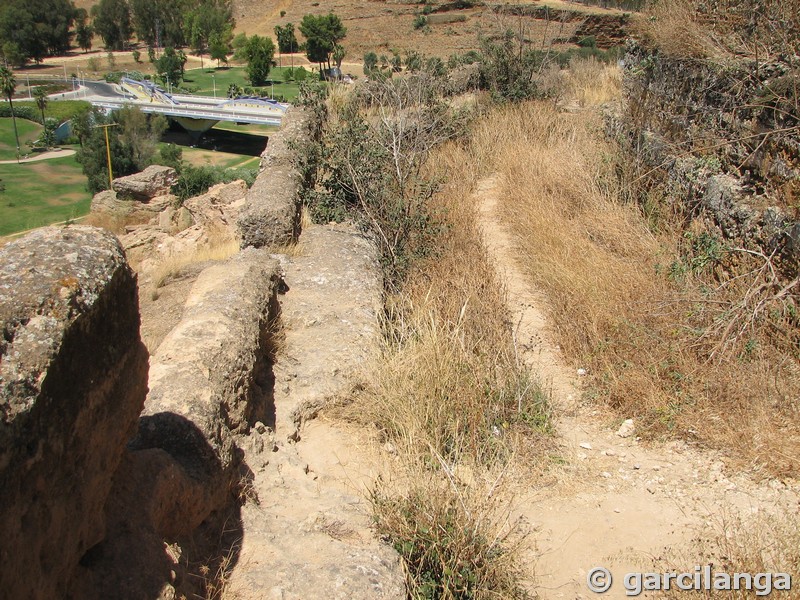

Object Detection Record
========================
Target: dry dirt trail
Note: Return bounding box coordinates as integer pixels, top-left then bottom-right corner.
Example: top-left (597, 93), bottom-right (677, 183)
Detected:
top-left (475, 175), bottom-right (799, 599)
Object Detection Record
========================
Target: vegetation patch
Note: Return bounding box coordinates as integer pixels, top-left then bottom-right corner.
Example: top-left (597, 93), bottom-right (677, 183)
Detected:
top-left (0, 118), bottom-right (43, 160)
top-left (0, 156), bottom-right (90, 236)
top-left (471, 58), bottom-right (800, 477)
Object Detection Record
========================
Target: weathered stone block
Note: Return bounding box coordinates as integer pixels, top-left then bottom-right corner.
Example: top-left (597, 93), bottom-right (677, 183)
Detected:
top-left (0, 226), bottom-right (148, 600)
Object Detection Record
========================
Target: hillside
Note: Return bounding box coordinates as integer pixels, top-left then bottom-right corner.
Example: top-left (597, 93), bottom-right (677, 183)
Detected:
top-left (72, 0), bottom-right (631, 59)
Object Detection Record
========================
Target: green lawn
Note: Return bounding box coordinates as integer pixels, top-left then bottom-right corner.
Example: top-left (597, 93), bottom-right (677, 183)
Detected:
top-left (180, 66), bottom-right (305, 102)
top-left (0, 155), bottom-right (91, 236)
top-left (0, 118), bottom-right (43, 161)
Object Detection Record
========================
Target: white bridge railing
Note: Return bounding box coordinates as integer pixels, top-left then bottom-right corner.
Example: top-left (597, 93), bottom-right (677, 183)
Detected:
top-left (91, 99), bottom-right (284, 126)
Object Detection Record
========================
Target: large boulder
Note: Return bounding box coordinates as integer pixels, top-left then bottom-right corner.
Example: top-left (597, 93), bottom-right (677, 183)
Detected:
top-left (0, 226), bottom-right (149, 600)
top-left (112, 165), bottom-right (178, 201)
top-left (183, 179), bottom-right (248, 230)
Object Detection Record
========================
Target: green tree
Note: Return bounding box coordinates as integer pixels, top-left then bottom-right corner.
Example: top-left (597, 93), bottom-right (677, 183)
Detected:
top-left (75, 9), bottom-right (94, 53)
top-left (91, 0), bottom-right (132, 51)
top-left (242, 35), bottom-right (275, 86)
top-left (185, 0), bottom-right (234, 69)
top-left (332, 44), bottom-right (345, 69)
top-left (76, 107), bottom-right (165, 193)
top-left (1, 41), bottom-right (26, 67)
top-left (0, 67), bottom-right (21, 161)
top-left (274, 22), bottom-right (298, 54)
top-left (130, 0), bottom-right (190, 49)
top-left (0, 0), bottom-right (78, 65)
top-left (33, 86), bottom-right (48, 124)
top-left (154, 46), bottom-right (186, 88)
top-left (231, 32), bottom-right (248, 60)
top-left (159, 143), bottom-right (183, 172)
top-left (299, 13), bottom-right (347, 71)
top-left (209, 31), bottom-right (230, 66)
top-left (363, 51), bottom-right (378, 75)
top-left (35, 118), bottom-right (58, 150)
top-left (71, 104), bottom-right (96, 147)
top-left (117, 105), bottom-right (167, 169)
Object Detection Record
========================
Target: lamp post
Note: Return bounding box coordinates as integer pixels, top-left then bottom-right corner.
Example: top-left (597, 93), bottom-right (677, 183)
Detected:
top-left (94, 123), bottom-right (119, 189)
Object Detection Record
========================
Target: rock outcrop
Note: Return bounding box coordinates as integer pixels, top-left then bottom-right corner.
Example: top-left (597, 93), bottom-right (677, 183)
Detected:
top-left (0, 226), bottom-right (148, 600)
top-left (112, 165), bottom-right (178, 201)
top-left (73, 248), bottom-right (284, 599)
top-left (237, 107), bottom-right (323, 249)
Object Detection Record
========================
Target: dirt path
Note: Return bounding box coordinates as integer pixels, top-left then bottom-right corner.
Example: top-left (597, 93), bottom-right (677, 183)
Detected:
top-left (475, 175), bottom-right (798, 599)
top-left (0, 148), bottom-right (76, 164)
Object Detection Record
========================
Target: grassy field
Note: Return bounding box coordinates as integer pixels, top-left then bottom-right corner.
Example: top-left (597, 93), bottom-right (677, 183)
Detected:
top-left (0, 118), bottom-right (43, 160)
top-left (161, 121), bottom-right (271, 169)
top-left (0, 155), bottom-right (90, 236)
top-left (181, 66), bottom-right (304, 101)
top-left (13, 100), bottom-right (91, 123)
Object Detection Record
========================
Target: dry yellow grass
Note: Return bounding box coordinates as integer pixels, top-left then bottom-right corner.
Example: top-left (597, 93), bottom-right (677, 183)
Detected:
top-left (654, 508), bottom-right (800, 599)
top-left (465, 61), bottom-right (800, 478)
top-left (151, 236), bottom-right (240, 289)
top-left (635, 0), bottom-right (799, 61)
top-left (335, 105), bottom-right (554, 596)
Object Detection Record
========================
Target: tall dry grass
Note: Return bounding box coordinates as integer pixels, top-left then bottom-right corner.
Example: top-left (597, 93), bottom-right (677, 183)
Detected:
top-left (346, 129), bottom-right (553, 597)
top-left (654, 508), bottom-right (800, 599)
top-left (467, 60), bottom-right (800, 477)
top-left (637, 0), bottom-right (800, 61)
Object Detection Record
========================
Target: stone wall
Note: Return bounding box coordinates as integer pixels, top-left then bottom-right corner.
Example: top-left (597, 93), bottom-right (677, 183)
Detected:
top-left (619, 41), bottom-right (800, 269)
top-left (0, 227), bottom-right (148, 600)
top-left (237, 106), bottom-right (324, 249)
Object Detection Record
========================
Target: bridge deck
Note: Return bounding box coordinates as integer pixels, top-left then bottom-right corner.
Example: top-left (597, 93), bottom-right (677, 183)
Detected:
top-left (90, 98), bottom-right (284, 126)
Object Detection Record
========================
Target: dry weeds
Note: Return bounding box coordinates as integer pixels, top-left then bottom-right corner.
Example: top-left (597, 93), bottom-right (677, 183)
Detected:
top-left (653, 507), bottom-right (800, 599)
top-left (636, 0), bottom-right (800, 61)
top-left (151, 236), bottom-right (240, 289)
top-left (345, 116), bottom-right (554, 596)
top-left (467, 60), bottom-right (800, 478)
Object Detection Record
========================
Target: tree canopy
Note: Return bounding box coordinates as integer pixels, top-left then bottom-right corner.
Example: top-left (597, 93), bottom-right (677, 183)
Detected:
top-left (154, 46), bottom-right (187, 88)
top-left (130, 0), bottom-right (191, 49)
top-left (185, 0), bottom-right (234, 68)
top-left (0, 0), bottom-right (79, 65)
top-left (274, 23), bottom-right (298, 54)
top-left (299, 13), bottom-right (347, 70)
top-left (76, 107), bottom-right (167, 194)
top-left (91, 0), bottom-right (132, 51)
top-left (241, 35), bottom-right (275, 87)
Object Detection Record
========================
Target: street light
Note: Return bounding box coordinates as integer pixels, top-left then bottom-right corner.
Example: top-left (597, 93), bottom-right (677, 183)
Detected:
top-left (94, 123), bottom-right (119, 189)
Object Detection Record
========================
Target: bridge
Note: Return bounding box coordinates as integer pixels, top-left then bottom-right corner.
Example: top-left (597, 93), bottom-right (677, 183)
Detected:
top-left (82, 78), bottom-right (287, 136)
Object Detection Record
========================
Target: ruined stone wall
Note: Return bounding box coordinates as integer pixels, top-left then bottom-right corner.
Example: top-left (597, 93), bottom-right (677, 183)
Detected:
top-left (619, 41), bottom-right (800, 268)
top-left (237, 106), bottom-right (324, 249)
top-left (0, 99), bottom-right (319, 599)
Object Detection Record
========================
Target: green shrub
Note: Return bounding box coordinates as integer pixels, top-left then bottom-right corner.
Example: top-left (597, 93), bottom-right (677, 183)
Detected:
top-left (172, 165), bottom-right (257, 201)
top-left (413, 14), bottom-right (428, 30)
top-left (0, 104), bottom-right (39, 122)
